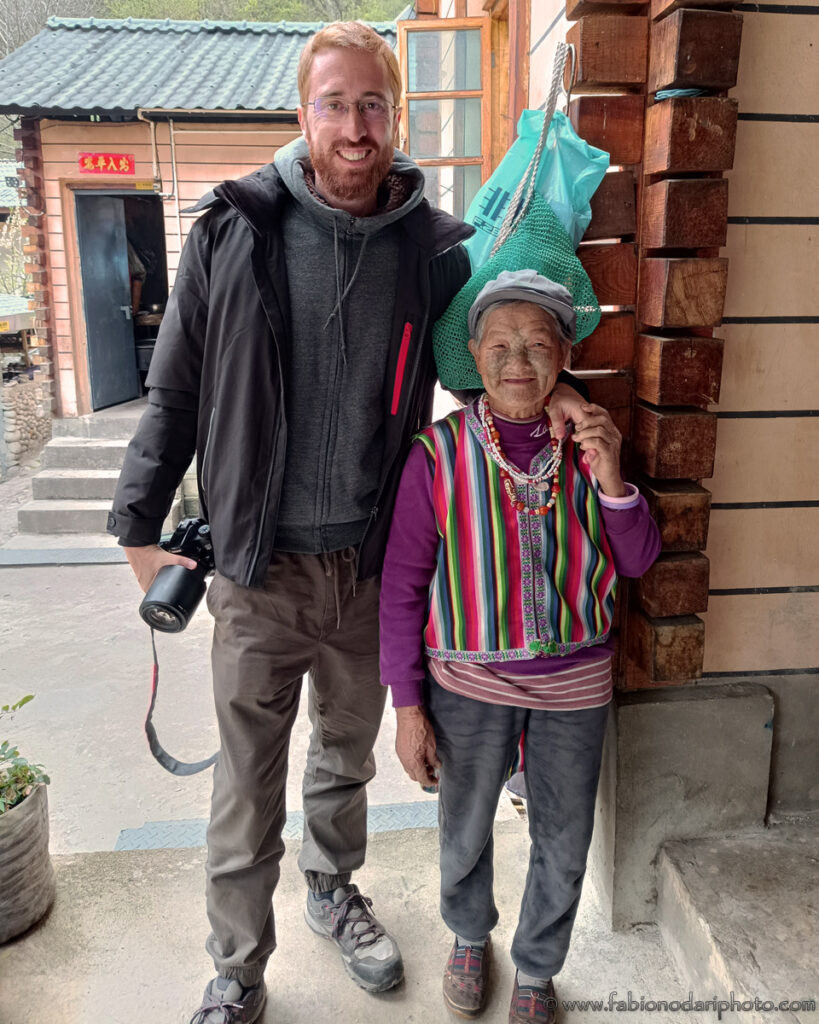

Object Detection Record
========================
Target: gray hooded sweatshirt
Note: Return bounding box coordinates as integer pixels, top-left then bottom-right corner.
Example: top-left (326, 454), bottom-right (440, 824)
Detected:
top-left (272, 137), bottom-right (427, 554)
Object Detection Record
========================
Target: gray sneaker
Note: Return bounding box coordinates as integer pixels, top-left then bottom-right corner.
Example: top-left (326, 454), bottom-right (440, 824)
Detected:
top-left (304, 884), bottom-right (404, 992)
top-left (189, 976), bottom-right (266, 1023)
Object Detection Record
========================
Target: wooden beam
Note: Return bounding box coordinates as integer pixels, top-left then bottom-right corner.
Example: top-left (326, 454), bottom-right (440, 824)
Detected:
top-left (578, 242), bottom-right (638, 306)
top-left (506, 0), bottom-right (530, 148)
top-left (567, 0), bottom-right (647, 21)
top-left (641, 178), bottom-right (728, 250)
top-left (703, 592), bottom-right (819, 674)
top-left (635, 333), bottom-right (724, 407)
top-left (583, 371), bottom-right (633, 438)
top-left (706, 507), bottom-right (818, 590)
top-left (638, 478), bottom-right (712, 551)
top-left (638, 552), bottom-right (710, 617)
top-left (633, 403), bottom-right (717, 478)
top-left (626, 612), bottom-right (704, 684)
top-left (583, 170), bottom-right (637, 241)
top-left (569, 94), bottom-right (644, 166)
top-left (490, 15), bottom-right (511, 171)
top-left (644, 96), bottom-right (738, 175)
top-left (650, 0), bottom-right (735, 24)
top-left (566, 16), bottom-right (648, 87)
top-left (571, 312), bottom-right (635, 370)
top-left (648, 9), bottom-right (743, 93)
top-left (638, 257), bottom-right (728, 328)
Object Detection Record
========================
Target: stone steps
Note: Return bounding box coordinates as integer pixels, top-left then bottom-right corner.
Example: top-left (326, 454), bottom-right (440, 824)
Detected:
top-left (43, 438), bottom-right (130, 471)
top-left (13, 401), bottom-right (187, 538)
top-left (17, 496), bottom-right (182, 535)
top-left (42, 437), bottom-right (131, 471)
top-left (52, 399), bottom-right (146, 440)
top-left (656, 825), bottom-right (818, 1024)
top-left (32, 469), bottom-right (121, 501)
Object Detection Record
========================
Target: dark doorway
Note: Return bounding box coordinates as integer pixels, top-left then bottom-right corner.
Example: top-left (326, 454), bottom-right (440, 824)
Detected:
top-left (75, 192), bottom-right (168, 411)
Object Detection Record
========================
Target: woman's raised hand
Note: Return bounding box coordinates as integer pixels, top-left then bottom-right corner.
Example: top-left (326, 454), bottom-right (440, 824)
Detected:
top-left (571, 403), bottom-right (627, 498)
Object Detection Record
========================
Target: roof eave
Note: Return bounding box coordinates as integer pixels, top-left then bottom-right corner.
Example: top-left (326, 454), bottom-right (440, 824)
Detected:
top-left (0, 104), bottom-right (300, 122)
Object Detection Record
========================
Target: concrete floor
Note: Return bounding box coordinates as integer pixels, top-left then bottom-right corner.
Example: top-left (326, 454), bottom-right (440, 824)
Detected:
top-left (0, 562), bottom-right (459, 855)
top-left (0, 457), bottom-right (40, 547)
top-left (0, 826), bottom-right (711, 1024)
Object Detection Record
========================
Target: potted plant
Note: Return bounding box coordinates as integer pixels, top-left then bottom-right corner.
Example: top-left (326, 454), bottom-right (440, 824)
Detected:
top-left (0, 695), bottom-right (55, 943)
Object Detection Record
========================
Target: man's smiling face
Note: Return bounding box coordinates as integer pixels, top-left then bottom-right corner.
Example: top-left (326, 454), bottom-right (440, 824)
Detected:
top-left (298, 47), bottom-right (400, 216)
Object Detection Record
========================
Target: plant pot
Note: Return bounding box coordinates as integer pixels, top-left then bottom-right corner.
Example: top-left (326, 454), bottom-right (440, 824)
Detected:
top-left (0, 783), bottom-right (55, 943)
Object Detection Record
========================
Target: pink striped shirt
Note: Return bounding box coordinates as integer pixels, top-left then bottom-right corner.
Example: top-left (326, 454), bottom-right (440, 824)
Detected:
top-left (428, 654), bottom-right (613, 711)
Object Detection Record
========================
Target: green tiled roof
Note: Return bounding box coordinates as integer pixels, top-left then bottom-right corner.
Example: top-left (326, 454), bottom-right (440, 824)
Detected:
top-left (0, 17), bottom-right (398, 119)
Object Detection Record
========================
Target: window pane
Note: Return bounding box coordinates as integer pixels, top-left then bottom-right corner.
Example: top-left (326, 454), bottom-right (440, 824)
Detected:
top-left (421, 164), bottom-right (482, 221)
top-left (408, 98), bottom-right (482, 159)
top-left (407, 30), bottom-right (482, 92)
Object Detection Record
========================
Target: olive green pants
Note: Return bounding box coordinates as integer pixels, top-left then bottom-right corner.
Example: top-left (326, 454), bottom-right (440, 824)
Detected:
top-left (203, 551), bottom-right (384, 986)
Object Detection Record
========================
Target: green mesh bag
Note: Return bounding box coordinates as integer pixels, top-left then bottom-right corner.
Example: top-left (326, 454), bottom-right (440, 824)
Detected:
top-left (433, 193), bottom-right (601, 391)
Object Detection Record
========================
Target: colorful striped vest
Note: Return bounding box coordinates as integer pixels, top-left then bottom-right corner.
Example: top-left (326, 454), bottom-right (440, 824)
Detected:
top-left (417, 401), bottom-right (617, 663)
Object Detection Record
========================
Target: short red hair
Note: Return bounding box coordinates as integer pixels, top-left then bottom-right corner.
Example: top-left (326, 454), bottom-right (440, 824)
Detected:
top-left (297, 21), bottom-right (402, 107)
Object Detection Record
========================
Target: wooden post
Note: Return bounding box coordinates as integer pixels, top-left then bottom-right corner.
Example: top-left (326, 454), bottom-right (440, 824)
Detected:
top-left (648, 9), bottom-right (743, 92)
top-left (566, 16), bottom-right (648, 85)
top-left (639, 478), bottom-right (712, 551)
top-left (641, 178), bottom-right (728, 249)
top-left (623, 2), bottom-right (741, 688)
top-left (643, 96), bottom-right (738, 174)
top-left (561, 0), bottom-right (649, 685)
top-left (635, 333), bottom-right (723, 407)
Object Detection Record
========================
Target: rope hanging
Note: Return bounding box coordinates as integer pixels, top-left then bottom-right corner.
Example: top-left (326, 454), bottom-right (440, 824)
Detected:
top-left (490, 41), bottom-right (575, 258)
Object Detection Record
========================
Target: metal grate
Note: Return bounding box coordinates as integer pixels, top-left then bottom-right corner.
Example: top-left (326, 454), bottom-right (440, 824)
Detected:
top-left (115, 800), bottom-right (440, 851)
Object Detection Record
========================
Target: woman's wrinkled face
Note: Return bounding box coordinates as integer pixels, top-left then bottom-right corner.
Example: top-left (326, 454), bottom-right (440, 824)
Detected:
top-left (468, 302), bottom-right (567, 419)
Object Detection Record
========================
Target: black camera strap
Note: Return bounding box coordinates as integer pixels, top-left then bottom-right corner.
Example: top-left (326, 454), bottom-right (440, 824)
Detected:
top-left (146, 629), bottom-right (219, 776)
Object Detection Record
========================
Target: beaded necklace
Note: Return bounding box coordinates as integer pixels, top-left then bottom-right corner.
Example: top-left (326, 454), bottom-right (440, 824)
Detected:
top-left (478, 393), bottom-right (563, 517)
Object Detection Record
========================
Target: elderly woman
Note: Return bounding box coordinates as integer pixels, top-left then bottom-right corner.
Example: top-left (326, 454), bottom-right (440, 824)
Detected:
top-left (379, 269), bottom-right (660, 1023)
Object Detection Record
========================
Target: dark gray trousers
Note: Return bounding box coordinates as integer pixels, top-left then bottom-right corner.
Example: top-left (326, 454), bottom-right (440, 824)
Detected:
top-left (203, 552), bottom-right (384, 985)
top-left (426, 680), bottom-right (608, 979)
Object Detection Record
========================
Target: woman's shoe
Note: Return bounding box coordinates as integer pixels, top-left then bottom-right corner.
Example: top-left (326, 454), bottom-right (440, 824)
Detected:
top-left (508, 972), bottom-right (557, 1023)
top-left (442, 936), bottom-right (492, 1017)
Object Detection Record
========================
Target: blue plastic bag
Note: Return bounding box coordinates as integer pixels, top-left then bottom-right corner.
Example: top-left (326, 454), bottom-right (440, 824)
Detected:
top-left (463, 108), bottom-right (609, 267)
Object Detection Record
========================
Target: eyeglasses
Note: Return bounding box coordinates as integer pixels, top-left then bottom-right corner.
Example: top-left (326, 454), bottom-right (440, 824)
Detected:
top-left (304, 95), bottom-right (398, 124)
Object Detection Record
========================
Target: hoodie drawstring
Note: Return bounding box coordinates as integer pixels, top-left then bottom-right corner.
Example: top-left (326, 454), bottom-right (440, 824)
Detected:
top-left (322, 547), bottom-right (359, 630)
top-left (324, 221), bottom-right (370, 367)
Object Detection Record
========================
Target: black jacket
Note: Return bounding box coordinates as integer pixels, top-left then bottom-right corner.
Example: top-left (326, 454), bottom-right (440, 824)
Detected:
top-left (108, 162), bottom-right (475, 585)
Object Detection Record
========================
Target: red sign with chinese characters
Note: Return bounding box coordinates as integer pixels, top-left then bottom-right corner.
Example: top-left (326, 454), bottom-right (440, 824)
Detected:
top-left (78, 153), bottom-right (136, 175)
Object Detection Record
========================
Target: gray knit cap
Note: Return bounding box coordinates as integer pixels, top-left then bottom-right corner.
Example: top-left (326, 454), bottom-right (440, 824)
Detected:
top-left (467, 269), bottom-right (576, 343)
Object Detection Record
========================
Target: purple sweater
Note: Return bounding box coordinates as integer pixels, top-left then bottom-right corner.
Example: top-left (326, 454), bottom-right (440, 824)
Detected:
top-left (380, 411), bottom-right (661, 707)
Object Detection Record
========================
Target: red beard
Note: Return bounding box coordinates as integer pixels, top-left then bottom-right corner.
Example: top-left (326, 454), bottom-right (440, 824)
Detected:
top-left (307, 138), bottom-right (394, 203)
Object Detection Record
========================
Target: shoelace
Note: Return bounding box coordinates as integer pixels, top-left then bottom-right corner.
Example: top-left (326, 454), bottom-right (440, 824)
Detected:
top-left (330, 891), bottom-right (381, 949)
top-left (516, 980), bottom-right (555, 1019)
top-left (451, 943), bottom-right (486, 976)
top-left (189, 999), bottom-right (244, 1024)
top-left (448, 943), bottom-right (487, 991)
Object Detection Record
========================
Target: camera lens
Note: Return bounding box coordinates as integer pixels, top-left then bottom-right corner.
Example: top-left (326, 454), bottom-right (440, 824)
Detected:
top-left (139, 563), bottom-right (207, 633)
top-left (142, 605), bottom-right (186, 632)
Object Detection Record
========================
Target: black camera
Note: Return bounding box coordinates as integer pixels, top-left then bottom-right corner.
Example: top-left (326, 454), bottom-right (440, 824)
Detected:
top-left (139, 517), bottom-right (215, 633)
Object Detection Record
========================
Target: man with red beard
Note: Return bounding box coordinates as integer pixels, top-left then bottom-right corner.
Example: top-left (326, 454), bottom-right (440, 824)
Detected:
top-left (109, 21), bottom-right (585, 1024)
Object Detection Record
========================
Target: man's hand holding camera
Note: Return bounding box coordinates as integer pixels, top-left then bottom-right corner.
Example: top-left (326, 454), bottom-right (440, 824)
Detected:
top-left (125, 544), bottom-right (198, 594)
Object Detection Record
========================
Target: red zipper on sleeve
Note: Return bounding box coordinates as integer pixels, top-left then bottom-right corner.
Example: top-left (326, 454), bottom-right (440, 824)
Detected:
top-left (390, 322), bottom-right (413, 416)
